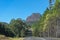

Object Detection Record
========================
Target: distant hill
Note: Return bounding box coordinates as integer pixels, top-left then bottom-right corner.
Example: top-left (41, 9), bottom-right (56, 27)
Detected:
top-left (26, 13), bottom-right (41, 25)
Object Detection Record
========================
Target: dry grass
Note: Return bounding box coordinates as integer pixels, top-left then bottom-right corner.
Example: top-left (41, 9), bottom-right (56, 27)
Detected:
top-left (9, 38), bottom-right (24, 40)
top-left (0, 35), bottom-right (24, 40)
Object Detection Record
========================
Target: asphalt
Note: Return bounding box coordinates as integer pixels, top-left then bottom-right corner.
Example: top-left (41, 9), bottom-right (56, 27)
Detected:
top-left (24, 37), bottom-right (60, 40)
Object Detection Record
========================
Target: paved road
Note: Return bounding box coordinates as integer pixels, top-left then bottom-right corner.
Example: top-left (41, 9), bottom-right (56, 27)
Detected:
top-left (0, 37), bottom-right (60, 40)
top-left (24, 37), bottom-right (60, 40)
top-left (24, 37), bottom-right (45, 40)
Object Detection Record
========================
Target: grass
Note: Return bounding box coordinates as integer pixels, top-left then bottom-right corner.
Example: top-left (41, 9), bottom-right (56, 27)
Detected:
top-left (0, 35), bottom-right (24, 40)
top-left (10, 38), bottom-right (24, 40)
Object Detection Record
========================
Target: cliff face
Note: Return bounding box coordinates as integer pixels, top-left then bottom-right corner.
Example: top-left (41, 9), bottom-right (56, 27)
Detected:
top-left (26, 13), bottom-right (41, 25)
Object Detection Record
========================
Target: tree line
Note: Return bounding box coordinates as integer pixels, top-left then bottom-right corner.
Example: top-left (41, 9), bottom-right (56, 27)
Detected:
top-left (32, 0), bottom-right (60, 37)
top-left (0, 18), bottom-right (32, 37)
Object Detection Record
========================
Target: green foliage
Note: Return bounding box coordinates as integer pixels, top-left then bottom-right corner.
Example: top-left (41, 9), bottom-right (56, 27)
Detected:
top-left (32, 0), bottom-right (60, 37)
top-left (32, 21), bottom-right (40, 36)
top-left (0, 18), bottom-right (31, 37)
top-left (0, 22), bottom-right (16, 37)
top-left (0, 0), bottom-right (60, 37)
top-left (31, 8), bottom-right (50, 37)
top-left (9, 18), bottom-right (29, 37)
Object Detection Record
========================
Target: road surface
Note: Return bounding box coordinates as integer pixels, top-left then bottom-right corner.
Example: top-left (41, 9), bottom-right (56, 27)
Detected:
top-left (24, 37), bottom-right (60, 40)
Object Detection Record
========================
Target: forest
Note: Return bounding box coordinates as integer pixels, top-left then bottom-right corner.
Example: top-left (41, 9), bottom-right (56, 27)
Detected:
top-left (0, 0), bottom-right (60, 38)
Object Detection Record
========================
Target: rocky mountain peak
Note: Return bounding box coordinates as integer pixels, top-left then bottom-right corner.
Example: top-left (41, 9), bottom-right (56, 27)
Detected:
top-left (26, 13), bottom-right (41, 25)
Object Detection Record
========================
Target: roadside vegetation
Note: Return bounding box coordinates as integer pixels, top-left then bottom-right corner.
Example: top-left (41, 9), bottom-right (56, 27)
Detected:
top-left (0, 0), bottom-right (60, 40)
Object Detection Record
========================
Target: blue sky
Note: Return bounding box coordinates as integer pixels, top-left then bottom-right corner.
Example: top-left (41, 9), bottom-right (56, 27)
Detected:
top-left (0, 0), bottom-right (49, 23)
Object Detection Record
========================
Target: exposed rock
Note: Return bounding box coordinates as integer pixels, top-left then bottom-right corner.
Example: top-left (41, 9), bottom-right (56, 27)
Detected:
top-left (26, 13), bottom-right (41, 25)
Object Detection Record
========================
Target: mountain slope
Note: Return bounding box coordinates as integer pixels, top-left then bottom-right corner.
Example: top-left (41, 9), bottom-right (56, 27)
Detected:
top-left (26, 13), bottom-right (41, 25)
